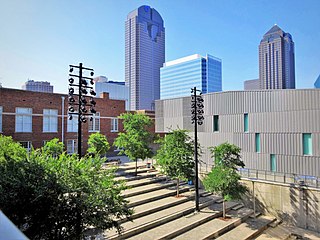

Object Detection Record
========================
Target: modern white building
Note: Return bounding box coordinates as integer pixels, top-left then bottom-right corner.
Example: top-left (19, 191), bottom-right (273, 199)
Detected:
top-left (125, 5), bottom-right (165, 110)
top-left (22, 80), bottom-right (53, 93)
top-left (259, 25), bottom-right (295, 89)
top-left (94, 76), bottom-right (129, 110)
top-left (244, 79), bottom-right (260, 90)
top-left (160, 54), bottom-right (222, 99)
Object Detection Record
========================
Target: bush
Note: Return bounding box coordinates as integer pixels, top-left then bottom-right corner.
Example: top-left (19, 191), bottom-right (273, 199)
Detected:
top-left (0, 135), bottom-right (131, 239)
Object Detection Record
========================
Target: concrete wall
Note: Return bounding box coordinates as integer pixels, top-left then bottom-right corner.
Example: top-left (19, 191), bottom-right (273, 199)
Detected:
top-left (241, 179), bottom-right (320, 233)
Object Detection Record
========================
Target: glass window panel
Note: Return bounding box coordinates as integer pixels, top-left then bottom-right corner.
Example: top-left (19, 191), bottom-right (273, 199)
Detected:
top-left (213, 115), bottom-right (219, 132)
top-left (303, 133), bottom-right (312, 155)
top-left (244, 113), bottom-right (248, 132)
top-left (270, 154), bottom-right (276, 172)
top-left (255, 133), bottom-right (261, 153)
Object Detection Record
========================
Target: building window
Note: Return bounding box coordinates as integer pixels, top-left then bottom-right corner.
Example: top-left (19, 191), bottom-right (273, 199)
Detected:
top-left (89, 112), bottom-right (100, 132)
top-left (213, 115), bottom-right (219, 132)
top-left (0, 106), bottom-right (2, 132)
top-left (15, 108), bottom-right (32, 132)
top-left (43, 109), bottom-right (58, 132)
top-left (19, 141), bottom-right (32, 152)
top-left (67, 139), bottom-right (77, 154)
top-left (270, 154), bottom-right (276, 172)
top-left (255, 133), bottom-right (261, 153)
top-left (111, 118), bottom-right (118, 132)
top-left (303, 133), bottom-right (312, 155)
top-left (67, 114), bottom-right (78, 132)
top-left (244, 113), bottom-right (248, 132)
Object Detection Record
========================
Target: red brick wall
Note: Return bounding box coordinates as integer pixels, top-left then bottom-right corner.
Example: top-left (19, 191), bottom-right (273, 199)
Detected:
top-left (0, 88), bottom-right (126, 155)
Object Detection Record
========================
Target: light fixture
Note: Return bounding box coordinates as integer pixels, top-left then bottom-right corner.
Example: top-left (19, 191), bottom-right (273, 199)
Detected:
top-left (90, 71), bottom-right (94, 76)
top-left (69, 88), bottom-right (74, 94)
top-left (69, 115), bottom-right (73, 120)
top-left (69, 67), bottom-right (73, 73)
top-left (69, 78), bottom-right (74, 84)
top-left (68, 106), bottom-right (75, 112)
top-left (90, 79), bottom-right (94, 85)
top-left (90, 117), bottom-right (93, 121)
top-left (90, 89), bottom-right (96, 96)
top-left (69, 96), bottom-right (75, 103)
top-left (82, 88), bottom-right (88, 95)
top-left (90, 97), bottom-right (96, 106)
top-left (81, 97), bottom-right (87, 104)
top-left (82, 80), bottom-right (88, 86)
top-left (90, 107), bottom-right (96, 114)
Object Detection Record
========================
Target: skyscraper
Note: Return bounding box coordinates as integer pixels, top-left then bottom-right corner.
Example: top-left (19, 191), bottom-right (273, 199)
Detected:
top-left (125, 5), bottom-right (165, 110)
top-left (314, 74), bottom-right (320, 88)
top-left (160, 54), bottom-right (222, 99)
top-left (259, 25), bottom-right (295, 89)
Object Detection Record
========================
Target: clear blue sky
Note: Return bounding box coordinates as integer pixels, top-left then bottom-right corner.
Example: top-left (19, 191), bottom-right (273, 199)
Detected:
top-left (0, 0), bottom-right (319, 93)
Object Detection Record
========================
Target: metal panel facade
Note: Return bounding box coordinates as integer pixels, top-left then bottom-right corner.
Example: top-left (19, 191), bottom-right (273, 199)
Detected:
top-left (155, 89), bottom-right (320, 177)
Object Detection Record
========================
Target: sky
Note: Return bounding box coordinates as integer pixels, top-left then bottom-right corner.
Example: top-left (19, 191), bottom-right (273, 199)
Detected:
top-left (0, 0), bottom-right (319, 94)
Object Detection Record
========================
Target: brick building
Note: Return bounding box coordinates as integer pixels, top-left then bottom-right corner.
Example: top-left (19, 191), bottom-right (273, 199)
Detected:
top-left (0, 88), bottom-right (126, 155)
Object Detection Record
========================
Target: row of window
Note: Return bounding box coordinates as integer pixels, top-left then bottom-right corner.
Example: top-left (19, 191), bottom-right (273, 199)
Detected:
top-left (213, 114), bottom-right (313, 156)
top-left (0, 107), bottom-right (118, 133)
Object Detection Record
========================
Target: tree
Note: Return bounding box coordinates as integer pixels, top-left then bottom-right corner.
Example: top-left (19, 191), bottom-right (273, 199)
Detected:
top-left (203, 142), bottom-right (247, 218)
top-left (114, 113), bottom-right (153, 175)
top-left (155, 129), bottom-right (195, 197)
top-left (0, 135), bottom-right (131, 239)
top-left (42, 138), bottom-right (64, 157)
top-left (87, 132), bottom-right (110, 156)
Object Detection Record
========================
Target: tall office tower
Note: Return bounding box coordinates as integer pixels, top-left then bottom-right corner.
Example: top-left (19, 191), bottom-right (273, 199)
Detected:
top-left (125, 5), bottom-right (165, 110)
top-left (314, 74), bottom-right (320, 88)
top-left (22, 80), bottom-right (54, 93)
top-left (259, 25), bottom-right (295, 89)
top-left (160, 54), bottom-right (222, 99)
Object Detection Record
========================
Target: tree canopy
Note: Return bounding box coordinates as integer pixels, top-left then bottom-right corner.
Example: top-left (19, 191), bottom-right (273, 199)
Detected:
top-left (114, 113), bottom-right (153, 175)
top-left (155, 129), bottom-right (195, 196)
top-left (87, 132), bottom-right (110, 156)
top-left (0, 135), bottom-right (131, 239)
top-left (203, 142), bottom-right (247, 218)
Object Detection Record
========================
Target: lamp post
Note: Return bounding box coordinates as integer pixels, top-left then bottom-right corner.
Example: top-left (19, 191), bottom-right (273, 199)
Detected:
top-left (191, 87), bottom-right (204, 212)
top-left (68, 63), bottom-right (96, 160)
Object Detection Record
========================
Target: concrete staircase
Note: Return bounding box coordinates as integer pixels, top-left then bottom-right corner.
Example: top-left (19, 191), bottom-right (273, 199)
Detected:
top-left (102, 162), bottom-right (279, 240)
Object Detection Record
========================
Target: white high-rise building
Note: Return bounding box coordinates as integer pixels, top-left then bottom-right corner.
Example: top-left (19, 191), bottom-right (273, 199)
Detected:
top-left (259, 25), bottom-right (295, 89)
top-left (22, 80), bottom-right (53, 93)
top-left (125, 5), bottom-right (165, 110)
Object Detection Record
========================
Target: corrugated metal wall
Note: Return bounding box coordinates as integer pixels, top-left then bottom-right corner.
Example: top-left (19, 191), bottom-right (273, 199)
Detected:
top-left (155, 89), bottom-right (320, 176)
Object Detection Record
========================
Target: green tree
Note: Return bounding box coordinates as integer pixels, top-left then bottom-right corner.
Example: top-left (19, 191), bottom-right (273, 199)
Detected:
top-left (155, 129), bottom-right (195, 197)
top-left (114, 113), bottom-right (153, 175)
top-left (0, 136), bottom-right (131, 239)
top-left (87, 132), bottom-right (110, 156)
top-left (203, 142), bottom-right (247, 218)
top-left (42, 138), bottom-right (64, 157)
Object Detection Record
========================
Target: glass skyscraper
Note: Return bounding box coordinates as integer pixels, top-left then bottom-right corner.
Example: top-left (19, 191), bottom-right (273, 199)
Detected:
top-left (259, 25), bottom-right (295, 89)
top-left (160, 54), bottom-right (222, 100)
top-left (125, 5), bottom-right (165, 110)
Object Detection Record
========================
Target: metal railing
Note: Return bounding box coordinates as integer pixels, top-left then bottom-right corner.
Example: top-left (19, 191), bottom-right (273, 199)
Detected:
top-left (199, 162), bottom-right (320, 189)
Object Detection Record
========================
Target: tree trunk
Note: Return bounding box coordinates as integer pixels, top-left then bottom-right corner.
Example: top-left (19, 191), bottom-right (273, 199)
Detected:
top-left (135, 158), bottom-right (137, 176)
top-left (222, 199), bottom-right (226, 218)
top-left (177, 178), bottom-right (180, 197)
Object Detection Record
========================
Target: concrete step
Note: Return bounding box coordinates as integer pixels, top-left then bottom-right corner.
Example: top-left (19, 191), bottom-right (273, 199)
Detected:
top-left (116, 168), bottom-right (151, 177)
top-left (104, 195), bottom-right (221, 240)
top-left (115, 171), bottom-right (161, 182)
top-left (127, 192), bottom-right (218, 223)
top-left (173, 208), bottom-right (253, 240)
top-left (122, 181), bottom-right (179, 198)
top-left (126, 183), bottom-right (193, 208)
top-left (127, 201), bottom-right (240, 240)
top-left (125, 176), bottom-right (167, 188)
top-left (215, 215), bottom-right (276, 240)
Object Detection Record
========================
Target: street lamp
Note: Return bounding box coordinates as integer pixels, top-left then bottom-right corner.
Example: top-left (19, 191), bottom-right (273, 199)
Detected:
top-left (191, 87), bottom-right (204, 212)
top-left (68, 63), bottom-right (95, 160)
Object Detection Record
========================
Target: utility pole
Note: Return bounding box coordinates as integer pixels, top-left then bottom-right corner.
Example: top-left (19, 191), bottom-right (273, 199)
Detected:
top-left (191, 87), bottom-right (204, 212)
top-left (68, 63), bottom-right (96, 159)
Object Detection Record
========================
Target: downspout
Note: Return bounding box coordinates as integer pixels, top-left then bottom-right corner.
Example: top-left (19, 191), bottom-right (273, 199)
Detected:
top-left (61, 96), bottom-right (65, 144)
